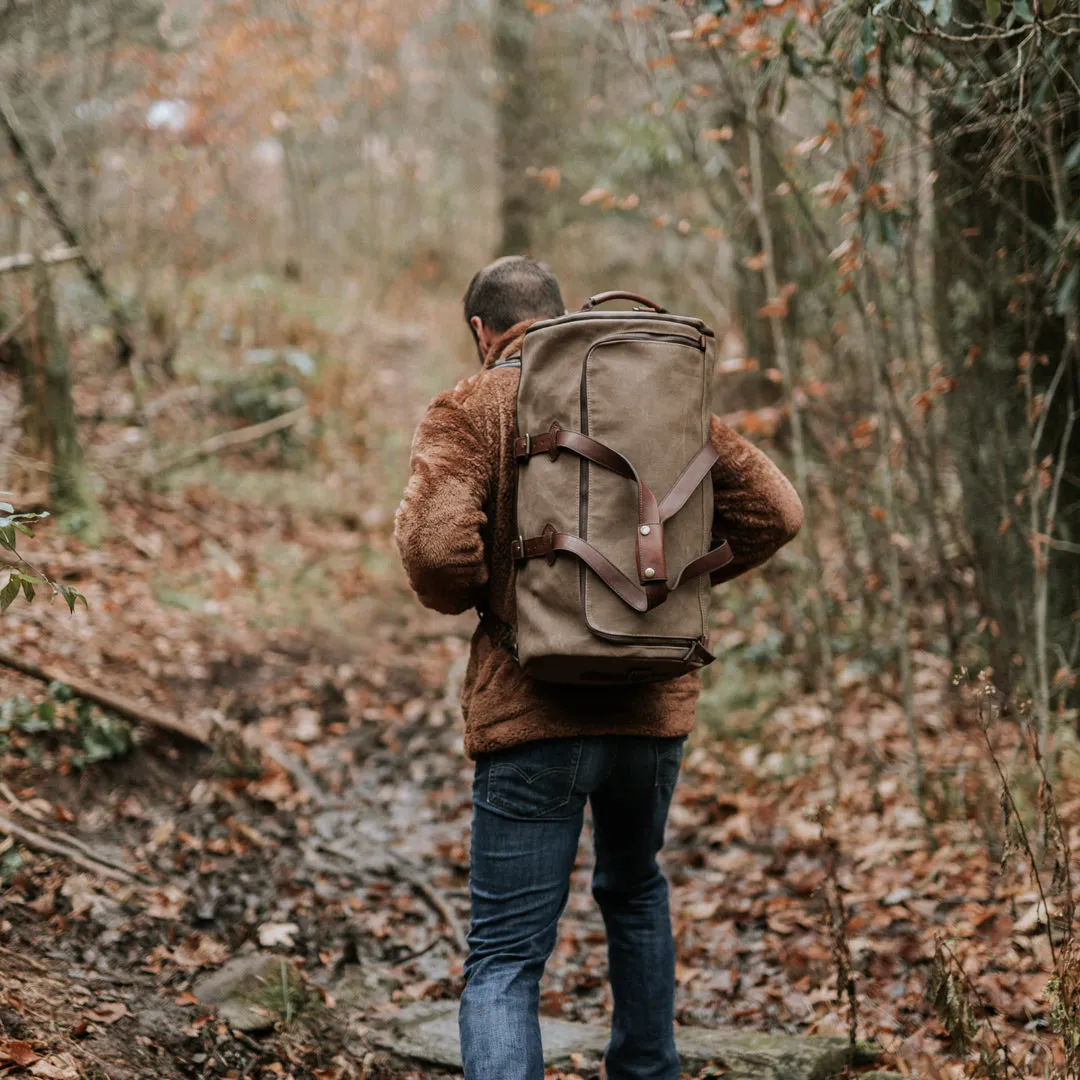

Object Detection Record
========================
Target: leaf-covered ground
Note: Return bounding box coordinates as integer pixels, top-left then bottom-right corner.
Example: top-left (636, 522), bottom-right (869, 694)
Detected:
top-left (1, 297), bottom-right (1077, 1080)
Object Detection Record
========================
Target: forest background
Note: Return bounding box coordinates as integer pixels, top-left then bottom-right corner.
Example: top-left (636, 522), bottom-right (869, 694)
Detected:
top-left (0, 1), bottom-right (1079, 1079)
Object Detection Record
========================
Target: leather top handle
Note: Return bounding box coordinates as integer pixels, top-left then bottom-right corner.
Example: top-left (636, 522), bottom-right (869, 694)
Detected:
top-left (580, 291), bottom-right (668, 314)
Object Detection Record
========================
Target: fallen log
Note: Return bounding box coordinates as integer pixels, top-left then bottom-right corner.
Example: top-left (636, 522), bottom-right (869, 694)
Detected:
top-left (145, 406), bottom-right (308, 477)
top-left (0, 647), bottom-right (211, 743)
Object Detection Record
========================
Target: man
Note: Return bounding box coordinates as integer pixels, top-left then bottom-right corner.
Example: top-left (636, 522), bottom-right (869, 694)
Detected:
top-left (394, 256), bottom-right (803, 1080)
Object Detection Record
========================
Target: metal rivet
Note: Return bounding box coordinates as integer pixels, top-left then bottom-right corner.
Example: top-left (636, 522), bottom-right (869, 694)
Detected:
top-left (644, 567), bottom-right (656, 579)
top-left (640, 525), bottom-right (651, 536)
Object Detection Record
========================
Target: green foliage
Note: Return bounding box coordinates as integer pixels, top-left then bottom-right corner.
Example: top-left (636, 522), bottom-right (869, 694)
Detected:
top-left (0, 683), bottom-right (132, 771)
top-left (0, 504), bottom-right (87, 614)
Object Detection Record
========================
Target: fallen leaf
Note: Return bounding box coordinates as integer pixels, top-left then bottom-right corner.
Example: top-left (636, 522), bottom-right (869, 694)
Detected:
top-left (0, 1040), bottom-right (39, 1067)
top-left (85, 1002), bottom-right (130, 1025)
top-left (258, 921), bottom-right (300, 948)
top-left (30, 1057), bottom-right (79, 1079)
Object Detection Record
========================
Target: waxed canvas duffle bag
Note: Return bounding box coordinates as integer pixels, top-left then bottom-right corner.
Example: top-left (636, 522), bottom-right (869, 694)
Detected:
top-left (510, 290), bottom-right (733, 684)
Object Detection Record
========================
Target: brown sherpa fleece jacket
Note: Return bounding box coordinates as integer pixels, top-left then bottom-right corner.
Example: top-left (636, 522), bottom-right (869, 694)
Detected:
top-left (394, 321), bottom-right (804, 758)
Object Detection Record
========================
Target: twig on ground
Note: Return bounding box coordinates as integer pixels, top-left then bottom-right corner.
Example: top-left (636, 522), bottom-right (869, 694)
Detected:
top-left (0, 780), bottom-right (47, 820)
top-left (394, 864), bottom-right (469, 955)
top-left (0, 813), bottom-right (141, 883)
top-left (258, 739), bottom-right (339, 809)
top-left (0, 647), bottom-right (211, 744)
top-left (144, 406), bottom-right (308, 477)
top-left (317, 837), bottom-right (468, 954)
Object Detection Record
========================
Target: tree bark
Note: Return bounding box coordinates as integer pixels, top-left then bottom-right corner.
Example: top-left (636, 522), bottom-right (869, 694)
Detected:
top-left (493, 0), bottom-right (534, 255)
top-left (33, 256), bottom-right (103, 541)
top-left (932, 114), bottom-right (1079, 699)
top-left (0, 92), bottom-right (134, 363)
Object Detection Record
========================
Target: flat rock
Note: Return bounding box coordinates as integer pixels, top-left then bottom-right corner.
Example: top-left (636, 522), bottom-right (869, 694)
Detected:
top-left (193, 952), bottom-right (304, 1033)
top-left (371, 1002), bottom-right (876, 1080)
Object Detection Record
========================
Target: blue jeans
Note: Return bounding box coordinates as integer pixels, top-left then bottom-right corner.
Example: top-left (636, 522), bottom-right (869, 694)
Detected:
top-left (459, 734), bottom-right (684, 1080)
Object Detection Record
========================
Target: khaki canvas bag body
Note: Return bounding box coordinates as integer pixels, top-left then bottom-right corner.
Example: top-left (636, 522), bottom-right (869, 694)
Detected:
top-left (511, 291), bottom-right (733, 684)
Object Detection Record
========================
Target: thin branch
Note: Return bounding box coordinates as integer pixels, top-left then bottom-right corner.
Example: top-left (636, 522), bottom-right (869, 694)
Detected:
top-left (0, 812), bottom-right (140, 883)
top-left (144, 406), bottom-right (308, 478)
top-left (0, 244), bottom-right (79, 276)
top-left (0, 91), bottom-right (133, 363)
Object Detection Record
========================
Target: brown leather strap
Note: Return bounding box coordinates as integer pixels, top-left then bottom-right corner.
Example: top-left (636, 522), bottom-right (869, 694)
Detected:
top-left (515, 423), bottom-right (635, 478)
top-left (513, 527), bottom-right (735, 613)
top-left (515, 428), bottom-right (720, 587)
top-left (657, 442), bottom-right (719, 522)
top-left (668, 540), bottom-right (734, 590)
top-left (580, 291), bottom-right (668, 314)
top-left (512, 529), bottom-right (654, 612)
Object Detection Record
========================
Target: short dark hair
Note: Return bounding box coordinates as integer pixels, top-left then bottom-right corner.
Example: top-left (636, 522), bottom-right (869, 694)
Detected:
top-left (463, 256), bottom-right (565, 337)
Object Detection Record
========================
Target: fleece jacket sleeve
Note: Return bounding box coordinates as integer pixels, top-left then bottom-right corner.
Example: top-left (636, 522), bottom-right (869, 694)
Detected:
top-left (708, 416), bottom-right (804, 585)
top-left (394, 392), bottom-right (491, 615)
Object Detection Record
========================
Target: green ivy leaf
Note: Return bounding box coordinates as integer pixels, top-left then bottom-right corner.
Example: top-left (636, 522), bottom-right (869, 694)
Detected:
top-left (1043, 0), bottom-right (1058, 13)
top-left (1064, 139), bottom-right (1080, 173)
top-left (852, 50), bottom-right (869, 79)
top-left (49, 681), bottom-right (75, 703)
top-left (860, 15), bottom-right (877, 48)
top-left (0, 578), bottom-right (19, 613)
top-left (21, 578), bottom-right (35, 603)
top-left (0, 503), bottom-right (12, 514)
top-left (936, 0), bottom-right (953, 24)
top-left (0, 526), bottom-right (15, 551)
top-left (1012, 0), bottom-right (1034, 22)
top-left (918, 0), bottom-right (935, 13)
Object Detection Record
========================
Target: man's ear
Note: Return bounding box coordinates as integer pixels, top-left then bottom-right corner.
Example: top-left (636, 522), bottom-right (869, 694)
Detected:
top-left (470, 316), bottom-right (491, 358)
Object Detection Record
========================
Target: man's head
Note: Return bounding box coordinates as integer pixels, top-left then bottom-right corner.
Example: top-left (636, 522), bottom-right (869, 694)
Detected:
top-left (463, 256), bottom-right (565, 360)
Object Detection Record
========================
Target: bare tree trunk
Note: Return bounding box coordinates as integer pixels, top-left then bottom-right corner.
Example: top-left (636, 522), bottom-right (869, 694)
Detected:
top-left (0, 90), bottom-right (133, 364)
top-left (493, 0), bottom-right (534, 255)
top-left (280, 124), bottom-right (309, 281)
top-left (33, 256), bottom-right (102, 541)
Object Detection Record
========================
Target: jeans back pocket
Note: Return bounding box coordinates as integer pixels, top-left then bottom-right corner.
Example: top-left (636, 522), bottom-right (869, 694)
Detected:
top-left (482, 739), bottom-right (584, 819)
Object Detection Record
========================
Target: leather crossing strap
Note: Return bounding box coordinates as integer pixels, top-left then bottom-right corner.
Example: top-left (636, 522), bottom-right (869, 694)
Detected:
top-left (512, 527), bottom-right (733, 613)
top-left (517, 422), bottom-right (663, 578)
top-left (512, 528), bottom-right (656, 612)
top-left (516, 423), bottom-right (721, 589)
top-left (657, 442), bottom-right (720, 522)
top-left (515, 423), bottom-right (634, 479)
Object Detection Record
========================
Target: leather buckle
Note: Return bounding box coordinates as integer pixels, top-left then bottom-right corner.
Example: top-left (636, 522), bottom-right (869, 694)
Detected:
top-left (523, 433), bottom-right (532, 457)
top-left (511, 535), bottom-right (525, 561)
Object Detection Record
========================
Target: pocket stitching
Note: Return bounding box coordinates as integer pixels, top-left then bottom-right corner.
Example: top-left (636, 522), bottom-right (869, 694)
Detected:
top-left (486, 742), bottom-right (583, 817)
